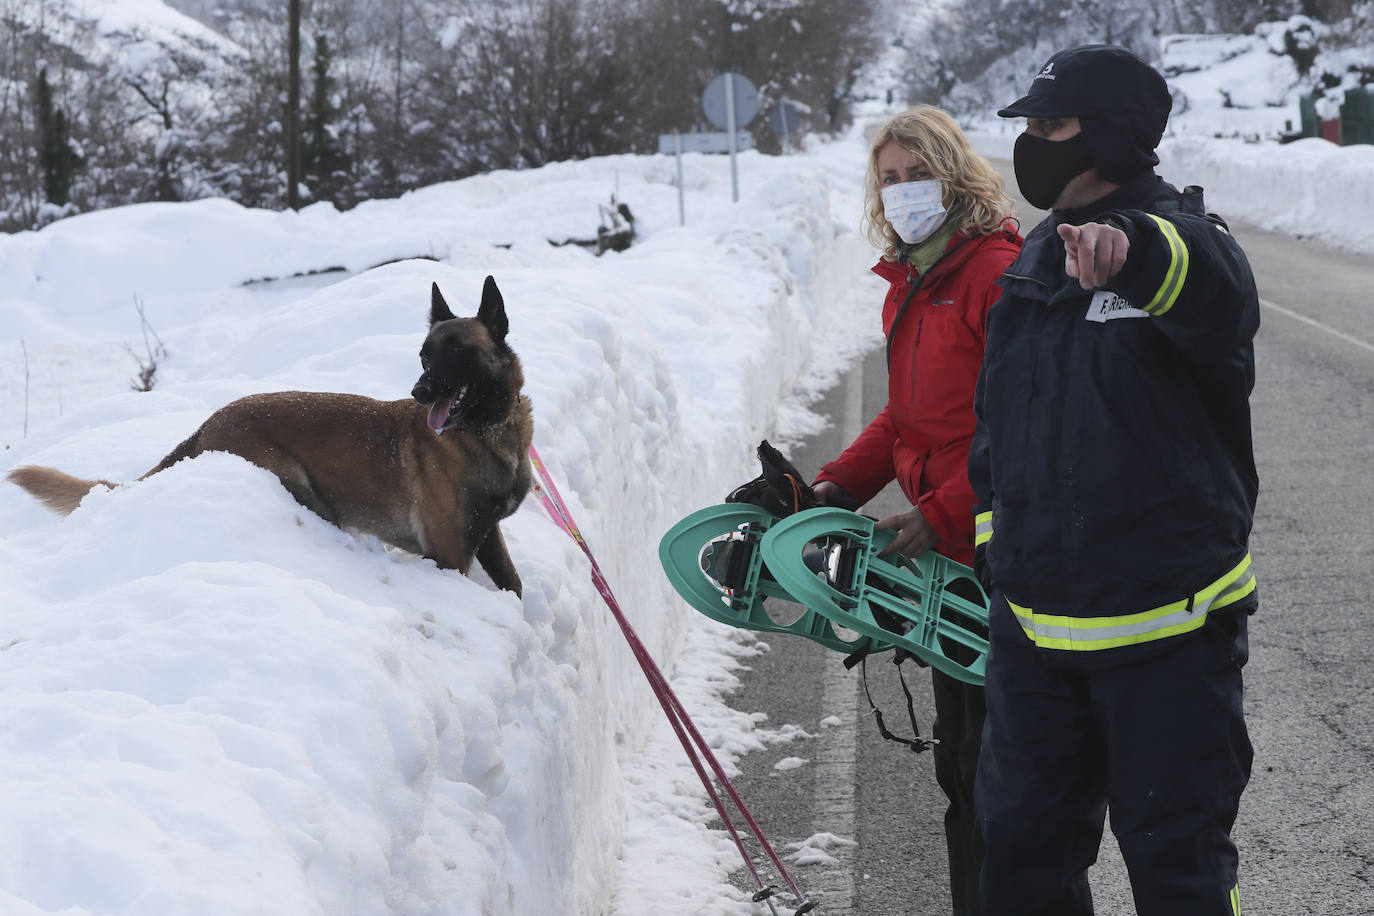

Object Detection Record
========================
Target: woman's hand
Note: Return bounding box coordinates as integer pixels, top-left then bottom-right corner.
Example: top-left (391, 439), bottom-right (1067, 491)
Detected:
top-left (875, 505), bottom-right (939, 558)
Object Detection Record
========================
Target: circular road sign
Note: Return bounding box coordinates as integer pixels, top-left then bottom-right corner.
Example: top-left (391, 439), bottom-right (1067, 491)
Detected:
top-left (702, 72), bottom-right (760, 130)
top-left (769, 101), bottom-right (804, 135)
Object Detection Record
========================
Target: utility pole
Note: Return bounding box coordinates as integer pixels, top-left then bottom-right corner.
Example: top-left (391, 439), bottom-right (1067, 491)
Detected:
top-left (286, 0), bottom-right (301, 210)
top-left (394, 3), bottom-right (404, 148)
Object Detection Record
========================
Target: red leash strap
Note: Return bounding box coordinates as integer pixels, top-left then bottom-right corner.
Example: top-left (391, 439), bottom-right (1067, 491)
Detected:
top-left (528, 446), bottom-right (811, 911)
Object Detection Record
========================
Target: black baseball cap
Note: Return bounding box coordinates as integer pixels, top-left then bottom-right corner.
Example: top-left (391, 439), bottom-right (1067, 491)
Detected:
top-left (997, 45), bottom-right (1167, 120)
top-left (999, 45), bottom-right (1173, 181)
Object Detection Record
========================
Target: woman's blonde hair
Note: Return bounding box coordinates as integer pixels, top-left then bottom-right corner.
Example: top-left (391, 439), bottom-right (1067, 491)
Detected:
top-left (863, 106), bottom-right (1017, 260)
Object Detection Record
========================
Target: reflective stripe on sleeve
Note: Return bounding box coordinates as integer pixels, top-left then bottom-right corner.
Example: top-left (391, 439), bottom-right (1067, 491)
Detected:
top-left (1006, 553), bottom-right (1255, 651)
top-left (974, 510), bottom-right (993, 547)
top-left (1143, 214), bottom-right (1189, 317)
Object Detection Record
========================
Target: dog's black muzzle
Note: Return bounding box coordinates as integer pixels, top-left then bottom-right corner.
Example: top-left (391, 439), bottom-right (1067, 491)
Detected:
top-left (411, 374), bottom-right (436, 404)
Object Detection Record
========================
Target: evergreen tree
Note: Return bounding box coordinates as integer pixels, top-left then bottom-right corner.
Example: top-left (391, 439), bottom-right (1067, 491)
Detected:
top-left (33, 67), bottom-right (81, 207)
top-left (301, 33), bottom-right (351, 205)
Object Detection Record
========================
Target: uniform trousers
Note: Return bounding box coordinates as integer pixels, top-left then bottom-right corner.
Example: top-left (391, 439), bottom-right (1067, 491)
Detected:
top-left (932, 668), bottom-right (986, 916)
top-left (975, 593), bottom-right (1252, 916)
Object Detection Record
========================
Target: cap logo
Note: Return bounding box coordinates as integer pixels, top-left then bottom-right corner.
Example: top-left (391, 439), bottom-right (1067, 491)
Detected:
top-left (1036, 62), bottom-right (1057, 81)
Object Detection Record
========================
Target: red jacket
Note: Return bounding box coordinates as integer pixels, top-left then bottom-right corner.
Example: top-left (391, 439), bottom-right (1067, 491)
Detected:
top-left (815, 227), bottom-right (1022, 565)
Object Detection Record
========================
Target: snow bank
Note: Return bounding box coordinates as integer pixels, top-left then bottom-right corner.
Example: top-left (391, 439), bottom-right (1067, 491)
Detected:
top-left (967, 125), bottom-right (1374, 255)
top-left (0, 135), bottom-right (882, 915)
top-left (1157, 136), bottom-right (1374, 252)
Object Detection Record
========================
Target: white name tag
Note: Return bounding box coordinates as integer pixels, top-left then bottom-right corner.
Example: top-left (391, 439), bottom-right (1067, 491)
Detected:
top-left (1085, 290), bottom-right (1148, 323)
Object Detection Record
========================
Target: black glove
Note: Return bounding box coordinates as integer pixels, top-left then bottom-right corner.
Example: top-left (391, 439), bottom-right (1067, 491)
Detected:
top-left (725, 440), bottom-right (818, 517)
top-left (973, 543), bottom-right (994, 596)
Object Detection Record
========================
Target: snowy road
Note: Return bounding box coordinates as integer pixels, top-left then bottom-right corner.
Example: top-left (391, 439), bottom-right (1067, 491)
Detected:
top-left (1238, 220), bottom-right (1374, 916)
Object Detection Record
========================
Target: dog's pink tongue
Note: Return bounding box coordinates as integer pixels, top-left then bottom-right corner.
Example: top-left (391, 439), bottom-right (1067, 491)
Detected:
top-left (426, 393), bottom-right (459, 433)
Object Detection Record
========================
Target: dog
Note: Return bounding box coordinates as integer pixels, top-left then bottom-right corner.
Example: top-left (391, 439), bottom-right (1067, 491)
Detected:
top-left (7, 276), bottom-right (534, 596)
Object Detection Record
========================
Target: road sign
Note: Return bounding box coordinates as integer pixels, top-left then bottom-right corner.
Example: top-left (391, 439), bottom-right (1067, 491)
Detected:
top-left (702, 72), bottom-right (759, 130)
top-left (702, 72), bottom-right (757, 203)
top-left (769, 101), bottom-right (804, 136)
top-left (657, 132), bottom-right (755, 155)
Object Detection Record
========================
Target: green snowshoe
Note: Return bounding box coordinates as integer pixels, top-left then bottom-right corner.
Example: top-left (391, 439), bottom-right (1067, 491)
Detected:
top-left (657, 503), bottom-right (881, 654)
top-left (760, 508), bottom-right (989, 685)
top-left (659, 504), bottom-right (990, 685)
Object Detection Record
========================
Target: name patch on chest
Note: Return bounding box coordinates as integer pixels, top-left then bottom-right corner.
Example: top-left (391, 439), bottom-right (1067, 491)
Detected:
top-left (1085, 290), bottom-right (1148, 323)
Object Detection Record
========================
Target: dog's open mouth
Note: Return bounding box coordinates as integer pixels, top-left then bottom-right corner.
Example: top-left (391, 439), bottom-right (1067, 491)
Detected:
top-left (425, 385), bottom-right (468, 433)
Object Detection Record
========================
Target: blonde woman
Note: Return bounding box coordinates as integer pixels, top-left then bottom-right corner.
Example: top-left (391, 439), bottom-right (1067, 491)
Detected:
top-left (811, 106), bottom-right (1021, 916)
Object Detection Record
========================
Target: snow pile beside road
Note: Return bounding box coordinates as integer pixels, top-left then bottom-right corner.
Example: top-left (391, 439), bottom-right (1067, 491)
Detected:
top-left (967, 126), bottom-right (1374, 256)
top-left (0, 136), bottom-right (882, 915)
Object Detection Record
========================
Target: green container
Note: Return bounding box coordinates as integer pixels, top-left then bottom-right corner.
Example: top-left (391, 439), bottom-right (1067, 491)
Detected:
top-left (1341, 88), bottom-right (1374, 146)
top-left (1299, 94), bottom-right (1319, 139)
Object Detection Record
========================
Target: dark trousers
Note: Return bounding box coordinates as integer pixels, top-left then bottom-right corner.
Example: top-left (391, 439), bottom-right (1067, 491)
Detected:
top-left (975, 594), bottom-right (1252, 916)
top-left (932, 668), bottom-right (987, 916)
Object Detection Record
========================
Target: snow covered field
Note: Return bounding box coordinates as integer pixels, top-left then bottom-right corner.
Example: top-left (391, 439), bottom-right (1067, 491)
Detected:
top-left (4, 61), bottom-right (1374, 916)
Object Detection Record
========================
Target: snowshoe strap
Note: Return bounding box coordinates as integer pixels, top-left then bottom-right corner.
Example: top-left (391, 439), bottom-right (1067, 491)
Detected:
top-left (860, 655), bottom-right (937, 754)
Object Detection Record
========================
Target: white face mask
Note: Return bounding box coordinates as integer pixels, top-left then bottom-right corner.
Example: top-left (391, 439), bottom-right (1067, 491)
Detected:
top-left (881, 179), bottom-right (947, 245)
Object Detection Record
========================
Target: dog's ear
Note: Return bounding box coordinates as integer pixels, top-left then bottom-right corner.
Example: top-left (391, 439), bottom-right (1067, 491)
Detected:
top-left (431, 282), bottom-right (457, 327)
top-left (476, 275), bottom-right (509, 343)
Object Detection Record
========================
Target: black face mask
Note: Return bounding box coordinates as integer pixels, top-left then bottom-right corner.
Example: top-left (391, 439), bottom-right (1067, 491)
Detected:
top-left (1013, 131), bottom-right (1096, 211)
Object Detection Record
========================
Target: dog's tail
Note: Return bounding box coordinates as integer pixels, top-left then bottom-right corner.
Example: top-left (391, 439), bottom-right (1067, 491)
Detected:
top-left (6, 466), bottom-right (115, 515)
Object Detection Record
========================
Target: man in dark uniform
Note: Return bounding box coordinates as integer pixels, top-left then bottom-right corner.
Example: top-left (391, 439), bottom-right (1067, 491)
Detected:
top-left (968, 45), bottom-right (1259, 916)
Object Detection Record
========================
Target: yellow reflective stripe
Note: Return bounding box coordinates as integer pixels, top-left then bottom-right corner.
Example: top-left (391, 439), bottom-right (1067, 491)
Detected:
top-left (1207, 568), bottom-right (1256, 613)
top-left (1230, 882), bottom-right (1242, 915)
top-left (1007, 554), bottom-right (1254, 651)
top-left (974, 511), bottom-right (993, 547)
top-left (1143, 214), bottom-right (1189, 317)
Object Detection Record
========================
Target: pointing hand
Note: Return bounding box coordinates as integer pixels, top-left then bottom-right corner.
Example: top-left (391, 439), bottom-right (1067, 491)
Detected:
top-left (1058, 221), bottom-right (1129, 290)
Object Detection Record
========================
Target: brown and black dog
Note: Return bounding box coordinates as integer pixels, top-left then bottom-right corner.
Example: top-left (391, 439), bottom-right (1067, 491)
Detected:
top-left (7, 276), bottom-right (534, 595)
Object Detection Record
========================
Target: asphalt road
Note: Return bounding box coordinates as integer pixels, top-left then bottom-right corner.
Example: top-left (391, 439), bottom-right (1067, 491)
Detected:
top-left (722, 158), bottom-right (1374, 916)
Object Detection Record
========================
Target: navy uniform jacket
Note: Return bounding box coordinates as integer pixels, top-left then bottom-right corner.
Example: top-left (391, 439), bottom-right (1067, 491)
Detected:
top-left (969, 173), bottom-right (1259, 659)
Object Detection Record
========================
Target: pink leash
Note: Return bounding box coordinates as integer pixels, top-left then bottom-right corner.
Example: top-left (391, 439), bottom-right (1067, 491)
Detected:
top-left (528, 446), bottom-right (814, 914)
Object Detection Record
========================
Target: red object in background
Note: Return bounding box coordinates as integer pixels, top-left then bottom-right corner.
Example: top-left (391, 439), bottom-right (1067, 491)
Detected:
top-left (1321, 118), bottom-right (1342, 144)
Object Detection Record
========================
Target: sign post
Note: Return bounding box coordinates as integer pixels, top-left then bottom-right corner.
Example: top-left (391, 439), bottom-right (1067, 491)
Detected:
top-left (657, 132), bottom-right (756, 224)
top-left (675, 132), bottom-right (685, 226)
top-left (725, 73), bottom-right (738, 201)
top-left (768, 98), bottom-right (805, 155)
top-left (701, 72), bottom-right (760, 204)
top-left (657, 72), bottom-right (761, 224)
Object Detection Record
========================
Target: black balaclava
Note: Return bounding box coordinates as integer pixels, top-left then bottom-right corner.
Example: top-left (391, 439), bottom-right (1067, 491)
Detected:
top-left (1012, 131), bottom-right (1095, 210)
